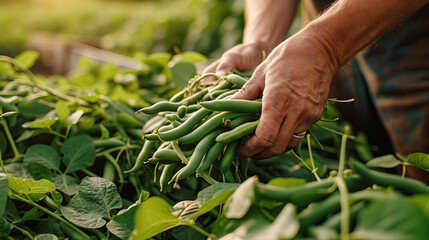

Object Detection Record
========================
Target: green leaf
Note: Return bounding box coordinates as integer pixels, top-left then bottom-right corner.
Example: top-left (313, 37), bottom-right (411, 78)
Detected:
top-left (18, 207), bottom-right (44, 223)
top-left (130, 197), bottom-right (189, 240)
top-left (67, 110), bottom-right (84, 125)
top-left (143, 116), bottom-right (165, 133)
top-left (15, 50), bottom-right (39, 69)
top-left (0, 217), bottom-right (11, 238)
top-left (55, 100), bottom-right (70, 124)
top-left (26, 162), bottom-right (53, 180)
top-left (22, 118), bottom-right (58, 129)
top-left (0, 111), bottom-right (17, 119)
top-left (147, 52), bottom-right (172, 67)
top-left (268, 177), bottom-right (306, 188)
top-left (18, 100), bottom-right (54, 119)
top-left (16, 129), bottom-right (49, 143)
top-left (191, 183), bottom-right (239, 220)
top-left (24, 144), bottom-right (61, 171)
top-left (171, 52), bottom-right (207, 64)
top-left (34, 234), bottom-right (59, 240)
top-left (352, 198), bottom-right (429, 240)
top-left (0, 174), bottom-right (7, 217)
top-left (171, 201), bottom-right (199, 221)
top-left (51, 174), bottom-right (79, 196)
top-left (171, 62), bottom-right (196, 89)
top-left (249, 203), bottom-right (299, 240)
top-left (60, 177), bottom-right (122, 228)
top-left (366, 154), bottom-right (401, 168)
top-left (225, 176), bottom-right (258, 219)
top-left (7, 174), bottom-right (56, 201)
top-left (408, 195), bottom-right (429, 218)
top-left (0, 61), bottom-right (14, 75)
top-left (62, 135), bottom-right (95, 173)
top-left (407, 153), bottom-right (429, 171)
top-left (106, 191), bottom-right (146, 239)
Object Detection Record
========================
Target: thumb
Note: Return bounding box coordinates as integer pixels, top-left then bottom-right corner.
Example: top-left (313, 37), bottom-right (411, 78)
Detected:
top-left (231, 70), bottom-right (265, 100)
top-left (215, 56), bottom-right (238, 77)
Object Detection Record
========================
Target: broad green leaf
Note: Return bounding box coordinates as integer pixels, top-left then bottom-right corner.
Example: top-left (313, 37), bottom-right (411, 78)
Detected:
top-left (366, 154), bottom-right (401, 168)
top-left (26, 162), bottom-right (53, 180)
top-left (35, 234), bottom-right (59, 240)
top-left (15, 50), bottom-right (39, 69)
top-left (24, 144), bottom-right (61, 171)
top-left (0, 217), bottom-right (11, 238)
top-left (249, 203), bottom-right (299, 240)
top-left (0, 111), bottom-right (17, 119)
top-left (171, 62), bottom-right (196, 89)
top-left (171, 200), bottom-right (199, 221)
top-left (225, 176), bottom-right (258, 219)
top-left (18, 207), bottom-right (44, 223)
top-left (18, 100), bottom-right (54, 118)
top-left (408, 195), bottom-right (429, 218)
top-left (0, 61), bottom-right (14, 75)
top-left (147, 52), bottom-right (172, 67)
top-left (7, 174), bottom-right (56, 201)
top-left (60, 177), bottom-right (122, 228)
top-left (143, 116), bottom-right (165, 133)
top-left (62, 135), bottom-right (95, 173)
top-left (67, 110), bottom-right (84, 125)
top-left (352, 198), bottom-right (429, 240)
top-left (52, 174), bottom-right (79, 196)
top-left (191, 183), bottom-right (239, 220)
top-left (16, 129), bottom-right (49, 143)
top-left (22, 118), bottom-right (58, 129)
top-left (55, 100), bottom-right (70, 124)
top-left (0, 174), bottom-right (7, 217)
top-left (106, 191), bottom-right (146, 239)
top-left (4, 163), bottom-right (32, 179)
top-left (130, 197), bottom-right (188, 240)
top-left (171, 52), bottom-right (207, 64)
top-left (407, 153), bottom-right (429, 171)
top-left (268, 177), bottom-right (306, 188)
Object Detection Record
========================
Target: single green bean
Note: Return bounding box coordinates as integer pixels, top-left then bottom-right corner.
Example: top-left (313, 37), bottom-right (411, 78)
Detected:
top-left (228, 116), bottom-right (257, 129)
top-left (226, 74), bottom-right (248, 87)
top-left (137, 101), bottom-right (182, 115)
top-left (160, 163), bottom-right (177, 192)
top-left (201, 99), bottom-right (262, 113)
top-left (143, 133), bottom-right (161, 141)
top-left (169, 90), bottom-right (185, 102)
top-left (177, 105), bottom-right (187, 118)
top-left (216, 119), bottom-right (259, 143)
top-left (215, 89), bottom-right (239, 100)
top-left (124, 140), bottom-right (155, 173)
top-left (176, 128), bottom-right (225, 181)
top-left (198, 141), bottom-right (226, 173)
top-left (220, 140), bottom-right (239, 174)
top-left (158, 108), bottom-right (212, 141)
top-left (350, 159), bottom-right (429, 194)
top-left (178, 112), bottom-right (245, 144)
top-left (187, 104), bottom-right (203, 113)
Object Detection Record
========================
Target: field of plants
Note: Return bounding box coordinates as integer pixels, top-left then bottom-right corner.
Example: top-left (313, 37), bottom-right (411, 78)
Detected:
top-left (1, 1), bottom-right (429, 240)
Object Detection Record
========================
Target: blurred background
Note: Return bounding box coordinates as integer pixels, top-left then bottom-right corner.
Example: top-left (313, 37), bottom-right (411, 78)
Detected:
top-left (0, 0), bottom-right (302, 74)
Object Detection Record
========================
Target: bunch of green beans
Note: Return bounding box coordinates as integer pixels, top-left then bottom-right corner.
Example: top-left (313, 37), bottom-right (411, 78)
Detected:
top-left (127, 73), bottom-right (262, 190)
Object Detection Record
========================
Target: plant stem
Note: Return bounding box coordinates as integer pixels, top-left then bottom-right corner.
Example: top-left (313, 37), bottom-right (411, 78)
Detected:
top-left (186, 223), bottom-right (211, 238)
top-left (402, 163), bottom-right (407, 178)
top-left (307, 134), bottom-right (321, 182)
top-left (95, 145), bottom-right (140, 157)
top-left (335, 177), bottom-right (350, 240)
top-left (10, 221), bottom-right (34, 240)
top-left (48, 128), bottom-right (66, 139)
top-left (291, 150), bottom-right (312, 171)
top-left (11, 193), bottom-right (90, 239)
top-left (80, 168), bottom-right (99, 177)
top-left (314, 122), bottom-right (355, 140)
top-left (0, 149), bottom-right (7, 174)
top-left (89, 228), bottom-right (106, 240)
top-left (0, 118), bottom-right (23, 162)
top-left (199, 171), bottom-right (218, 185)
top-left (338, 125), bottom-right (350, 176)
top-left (102, 153), bottom-right (125, 189)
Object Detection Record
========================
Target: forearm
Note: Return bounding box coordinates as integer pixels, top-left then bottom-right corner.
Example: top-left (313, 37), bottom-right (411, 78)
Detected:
top-left (301, 0), bottom-right (429, 69)
top-left (243, 0), bottom-right (299, 53)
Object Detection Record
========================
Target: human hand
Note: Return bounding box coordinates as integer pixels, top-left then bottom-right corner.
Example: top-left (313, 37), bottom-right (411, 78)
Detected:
top-left (232, 34), bottom-right (339, 159)
top-left (201, 41), bottom-right (271, 83)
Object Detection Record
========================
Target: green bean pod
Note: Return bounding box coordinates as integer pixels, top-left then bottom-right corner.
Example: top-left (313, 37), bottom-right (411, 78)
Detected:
top-left (216, 89), bottom-right (239, 100)
top-left (227, 116), bottom-right (257, 129)
top-left (208, 81), bottom-right (233, 93)
top-left (178, 112), bottom-right (246, 144)
top-left (124, 140), bottom-right (155, 173)
top-left (186, 104), bottom-right (203, 113)
top-left (143, 133), bottom-right (161, 141)
top-left (201, 99), bottom-right (262, 113)
top-left (220, 140), bottom-right (239, 174)
top-left (169, 90), bottom-right (185, 102)
top-left (177, 105), bottom-right (188, 118)
top-left (152, 148), bottom-right (193, 163)
top-left (198, 141), bottom-right (226, 173)
top-left (350, 159), bottom-right (429, 194)
top-left (160, 163), bottom-right (177, 192)
top-left (137, 101), bottom-right (182, 115)
top-left (93, 138), bottom-right (126, 148)
top-left (216, 119), bottom-right (259, 143)
top-left (179, 89), bottom-right (209, 105)
top-left (226, 74), bottom-right (248, 87)
top-left (158, 108), bottom-right (212, 141)
top-left (176, 128), bottom-right (225, 181)
top-left (209, 89), bottom-right (230, 99)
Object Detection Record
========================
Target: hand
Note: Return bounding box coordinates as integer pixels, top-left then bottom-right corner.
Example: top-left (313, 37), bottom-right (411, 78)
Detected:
top-left (232, 33), bottom-right (339, 159)
top-left (202, 41), bottom-right (271, 83)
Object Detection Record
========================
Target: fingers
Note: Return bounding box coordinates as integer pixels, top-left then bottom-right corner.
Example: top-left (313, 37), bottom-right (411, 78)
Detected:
top-left (230, 67), bottom-right (265, 100)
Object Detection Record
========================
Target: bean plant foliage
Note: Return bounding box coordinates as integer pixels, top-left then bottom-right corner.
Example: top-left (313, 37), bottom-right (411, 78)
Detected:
top-left (0, 51), bottom-right (428, 240)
